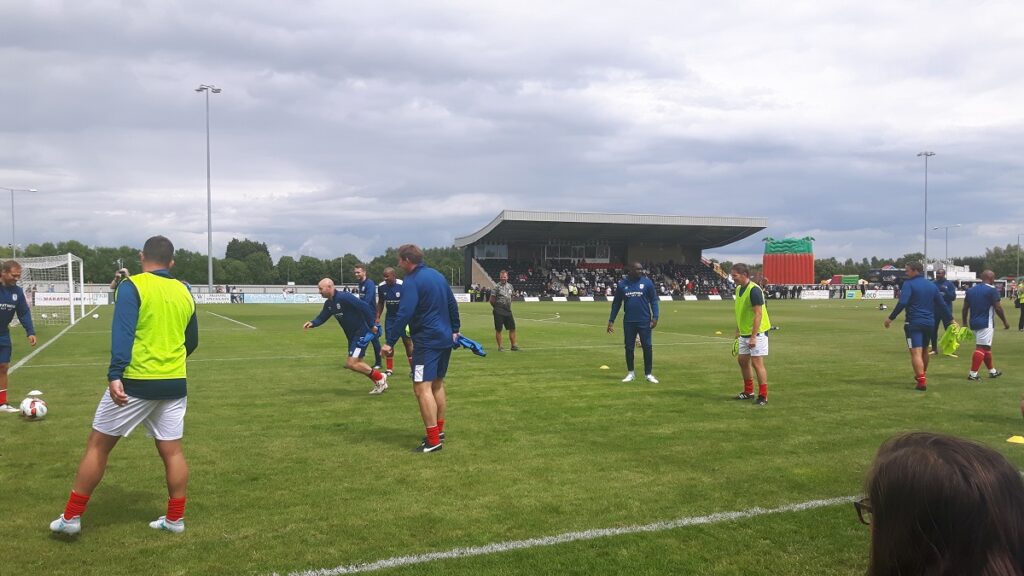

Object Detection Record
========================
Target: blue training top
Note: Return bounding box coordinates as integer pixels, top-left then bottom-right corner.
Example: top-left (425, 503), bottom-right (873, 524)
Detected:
top-left (356, 278), bottom-right (376, 308)
top-left (310, 290), bottom-right (376, 341)
top-left (933, 278), bottom-right (957, 314)
top-left (889, 275), bottom-right (950, 328)
top-left (963, 283), bottom-right (1000, 330)
top-left (378, 279), bottom-right (404, 320)
top-left (385, 264), bottom-right (460, 350)
top-left (609, 276), bottom-right (660, 325)
top-left (0, 284), bottom-right (35, 337)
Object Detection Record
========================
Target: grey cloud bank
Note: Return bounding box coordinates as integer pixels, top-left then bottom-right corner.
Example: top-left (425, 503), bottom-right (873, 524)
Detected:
top-left (1, 1), bottom-right (1022, 265)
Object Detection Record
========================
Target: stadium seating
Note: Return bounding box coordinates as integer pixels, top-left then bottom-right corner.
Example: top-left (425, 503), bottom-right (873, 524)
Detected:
top-left (474, 259), bottom-right (733, 298)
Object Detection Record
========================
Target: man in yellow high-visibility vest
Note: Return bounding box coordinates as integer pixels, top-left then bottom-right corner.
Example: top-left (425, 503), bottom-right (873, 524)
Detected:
top-left (730, 263), bottom-right (771, 406)
top-left (51, 235), bottom-right (198, 535)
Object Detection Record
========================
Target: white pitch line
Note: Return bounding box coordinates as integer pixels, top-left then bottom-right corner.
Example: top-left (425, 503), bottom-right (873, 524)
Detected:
top-left (275, 495), bottom-right (856, 576)
top-left (9, 306), bottom-right (100, 374)
top-left (206, 310), bottom-right (258, 330)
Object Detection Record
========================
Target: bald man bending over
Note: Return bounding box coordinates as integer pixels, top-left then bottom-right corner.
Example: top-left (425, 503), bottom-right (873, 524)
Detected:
top-left (304, 278), bottom-right (388, 394)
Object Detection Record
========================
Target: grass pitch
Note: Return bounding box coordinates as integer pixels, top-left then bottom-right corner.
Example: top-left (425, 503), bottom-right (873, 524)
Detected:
top-left (2, 300), bottom-right (1022, 575)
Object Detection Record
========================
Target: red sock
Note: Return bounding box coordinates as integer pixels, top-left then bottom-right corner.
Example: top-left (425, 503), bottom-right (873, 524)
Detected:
top-left (758, 383), bottom-right (768, 398)
top-left (743, 379), bottom-right (754, 395)
top-left (916, 374), bottom-right (927, 387)
top-left (437, 419), bottom-right (445, 434)
top-left (386, 357), bottom-right (394, 371)
top-left (166, 497), bottom-right (186, 522)
top-left (0, 387), bottom-right (7, 406)
top-left (63, 490), bottom-right (90, 520)
top-left (369, 369), bottom-right (384, 382)
top-left (971, 350), bottom-right (985, 372)
top-left (983, 351), bottom-right (993, 370)
top-left (426, 425), bottom-right (441, 446)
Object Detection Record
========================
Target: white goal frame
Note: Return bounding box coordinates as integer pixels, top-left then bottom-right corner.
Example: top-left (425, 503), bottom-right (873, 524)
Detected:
top-left (10, 253), bottom-right (86, 324)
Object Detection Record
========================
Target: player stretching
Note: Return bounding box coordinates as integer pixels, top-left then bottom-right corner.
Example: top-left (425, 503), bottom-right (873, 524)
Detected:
top-left (304, 278), bottom-right (388, 395)
top-left (607, 262), bottom-right (660, 384)
top-left (377, 267), bottom-right (413, 376)
top-left (354, 265), bottom-right (384, 370)
top-left (883, 261), bottom-right (954, 391)
top-left (961, 270), bottom-right (1010, 381)
top-left (382, 244), bottom-right (460, 453)
top-left (0, 260), bottom-right (37, 412)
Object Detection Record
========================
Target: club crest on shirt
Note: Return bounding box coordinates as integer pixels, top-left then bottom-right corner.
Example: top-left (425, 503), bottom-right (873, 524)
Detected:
top-left (11, 294), bottom-right (17, 302)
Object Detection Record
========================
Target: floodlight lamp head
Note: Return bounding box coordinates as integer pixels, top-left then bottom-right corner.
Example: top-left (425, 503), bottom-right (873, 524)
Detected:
top-left (211, 87), bottom-right (222, 93)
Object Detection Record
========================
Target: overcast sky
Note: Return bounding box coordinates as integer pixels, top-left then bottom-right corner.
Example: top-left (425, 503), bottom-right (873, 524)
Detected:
top-left (2, 1), bottom-right (1022, 266)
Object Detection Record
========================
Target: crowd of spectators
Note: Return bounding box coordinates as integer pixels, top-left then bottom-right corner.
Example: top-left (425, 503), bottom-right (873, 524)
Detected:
top-left (474, 259), bottom-right (734, 298)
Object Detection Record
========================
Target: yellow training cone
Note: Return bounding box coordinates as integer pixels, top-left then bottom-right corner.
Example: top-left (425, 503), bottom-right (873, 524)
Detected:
top-left (714, 331), bottom-right (722, 335)
top-left (599, 365), bottom-right (610, 370)
top-left (1008, 436), bottom-right (1024, 445)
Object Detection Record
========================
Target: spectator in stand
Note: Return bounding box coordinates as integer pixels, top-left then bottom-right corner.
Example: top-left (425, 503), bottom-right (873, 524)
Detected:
top-left (858, 432), bottom-right (1024, 576)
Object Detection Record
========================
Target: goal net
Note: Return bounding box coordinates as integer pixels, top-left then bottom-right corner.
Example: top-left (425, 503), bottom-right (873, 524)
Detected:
top-left (9, 254), bottom-right (86, 326)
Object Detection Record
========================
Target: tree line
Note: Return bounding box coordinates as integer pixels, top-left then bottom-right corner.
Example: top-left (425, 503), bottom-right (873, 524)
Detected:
top-left (2, 239), bottom-right (1019, 285)
top-left (0, 238), bottom-right (465, 286)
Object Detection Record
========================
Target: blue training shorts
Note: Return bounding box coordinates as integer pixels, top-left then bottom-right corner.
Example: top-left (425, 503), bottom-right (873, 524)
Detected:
top-left (384, 321), bottom-right (409, 343)
top-left (412, 347), bottom-right (452, 383)
top-left (347, 337), bottom-right (368, 359)
top-left (0, 334), bottom-right (12, 364)
top-left (623, 323), bottom-right (652, 348)
top-left (903, 323), bottom-right (929, 349)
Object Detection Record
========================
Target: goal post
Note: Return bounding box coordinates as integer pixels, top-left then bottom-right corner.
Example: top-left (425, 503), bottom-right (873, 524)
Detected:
top-left (8, 253), bottom-right (87, 326)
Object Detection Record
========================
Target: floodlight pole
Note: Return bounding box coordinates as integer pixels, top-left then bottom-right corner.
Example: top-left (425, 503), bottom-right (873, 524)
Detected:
top-left (917, 151), bottom-right (935, 273)
top-left (196, 84), bottom-right (221, 292)
top-left (931, 224), bottom-right (961, 264)
top-left (1, 186), bottom-right (38, 258)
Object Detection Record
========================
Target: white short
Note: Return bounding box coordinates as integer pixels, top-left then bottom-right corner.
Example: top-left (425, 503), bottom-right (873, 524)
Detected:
top-left (92, 392), bottom-right (187, 440)
top-left (738, 333), bottom-right (769, 357)
top-left (975, 327), bottom-right (994, 347)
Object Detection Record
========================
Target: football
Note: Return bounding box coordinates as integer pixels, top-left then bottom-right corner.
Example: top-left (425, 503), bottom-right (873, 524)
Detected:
top-left (92, 313), bottom-right (100, 319)
top-left (20, 397), bottom-right (48, 420)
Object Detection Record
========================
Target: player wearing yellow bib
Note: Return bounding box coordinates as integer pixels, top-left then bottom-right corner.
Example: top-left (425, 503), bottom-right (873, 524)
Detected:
top-left (1017, 279), bottom-right (1024, 331)
top-left (731, 263), bottom-right (771, 406)
top-left (51, 236), bottom-right (199, 536)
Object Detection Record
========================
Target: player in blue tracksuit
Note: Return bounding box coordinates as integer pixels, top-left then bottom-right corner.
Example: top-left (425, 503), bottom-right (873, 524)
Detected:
top-left (0, 260), bottom-right (37, 412)
top-left (382, 244), bottom-right (460, 453)
top-left (928, 268), bottom-right (957, 355)
top-left (354, 265), bottom-right (383, 370)
top-left (304, 278), bottom-right (389, 395)
top-left (884, 262), bottom-right (954, 391)
top-left (376, 267), bottom-right (413, 376)
top-left (607, 262), bottom-right (660, 384)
